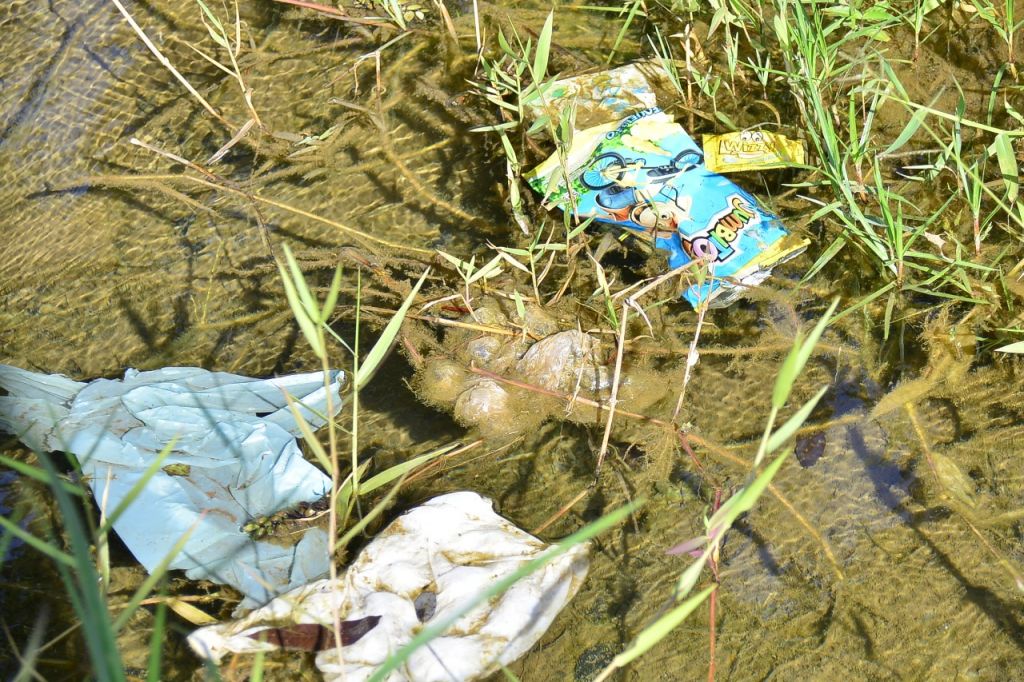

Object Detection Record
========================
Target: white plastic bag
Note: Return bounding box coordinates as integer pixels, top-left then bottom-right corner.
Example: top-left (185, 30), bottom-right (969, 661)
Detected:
top-left (189, 491), bottom-right (590, 681)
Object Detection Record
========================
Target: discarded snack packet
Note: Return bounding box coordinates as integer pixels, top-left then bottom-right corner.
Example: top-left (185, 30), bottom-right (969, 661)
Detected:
top-left (524, 66), bottom-right (807, 308)
top-left (703, 130), bottom-right (806, 173)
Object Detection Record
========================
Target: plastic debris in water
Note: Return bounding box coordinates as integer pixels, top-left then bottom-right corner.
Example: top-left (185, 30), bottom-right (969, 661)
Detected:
top-left (523, 63), bottom-right (808, 308)
top-left (702, 130), bottom-right (806, 173)
top-left (188, 491), bottom-right (590, 681)
top-left (0, 364), bottom-right (342, 608)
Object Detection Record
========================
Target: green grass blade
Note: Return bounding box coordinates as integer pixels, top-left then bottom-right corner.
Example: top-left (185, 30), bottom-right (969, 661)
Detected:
top-left (880, 105), bottom-right (929, 157)
top-left (321, 265), bottom-right (344, 324)
top-left (112, 521), bottom-right (197, 632)
top-left (359, 443), bottom-right (458, 495)
top-left (707, 448), bottom-right (791, 536)
top-left (96, 439), bottom-right (176, 538)
top-left (146, 584), bottom-right (168, 682)
top-left (765, 385), bottom-right (829, 454)
top-left (992, 133), bottom-right (1019, 203)
top-left (336, 473), bottom-right (407, 550)
top-left (0, 454), bottom-right (83, 497)
top-left (195, 0), bottom-right (229, 48)
top-left (595, 585), bottom-right (715, 680)
top-left (277, 256), bottom-right (325, 358)
top-left (38, 452), bottom-right (125, 681)
top-left (801, 234), bottom-right (847, 281)
top-left (532, 12), bottom-right (554, 81)
top-left (774, 298), bottom-right (838, 410)
top-left (355, 268), bottom-right (429, 390)
top-left (251, 651), bottom-right (266, 682)
top-left (771, 331), bottom-right (805, 410)
top-left (285, 393), bottom-right (332, 472)
top-left (0, 513), bottom-right (76, 568)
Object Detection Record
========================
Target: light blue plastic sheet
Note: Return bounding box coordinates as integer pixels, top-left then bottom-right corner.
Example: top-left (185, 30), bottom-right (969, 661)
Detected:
top-left (0, 365), bottom-right (342, 608)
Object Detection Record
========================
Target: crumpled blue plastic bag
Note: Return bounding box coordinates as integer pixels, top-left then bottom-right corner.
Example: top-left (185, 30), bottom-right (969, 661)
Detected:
top-left (0, 365), bottom-right (341, 608)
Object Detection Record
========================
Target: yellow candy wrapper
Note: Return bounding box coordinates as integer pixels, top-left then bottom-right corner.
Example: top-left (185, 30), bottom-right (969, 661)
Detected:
top-left (702, 131), bottom-right (805, 173)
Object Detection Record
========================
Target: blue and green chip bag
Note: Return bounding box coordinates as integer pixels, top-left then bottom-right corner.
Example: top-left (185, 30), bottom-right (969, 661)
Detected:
top-left (524, 67), bottom-right (806, 307)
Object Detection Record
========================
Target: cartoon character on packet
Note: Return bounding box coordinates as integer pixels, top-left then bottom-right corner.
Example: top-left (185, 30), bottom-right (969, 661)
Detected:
top-left (596, 185), bottom-right (693, 240)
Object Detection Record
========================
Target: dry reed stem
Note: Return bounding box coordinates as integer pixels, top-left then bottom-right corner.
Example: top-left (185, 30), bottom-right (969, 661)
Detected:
top-left (674, 301), bottom-right (707, 421)
top-left (80, 173), bottom-right (434, 255)
top-left (271, 0), bottom-right (392, 26)
top-left (531, 488), bottom-right (590, 535)
top-left (109, 0), bottom-right (231, 128)
top-left (596, 303), bottom-right (629, 474)
top-left (596, 264), bottom-right (700, 474)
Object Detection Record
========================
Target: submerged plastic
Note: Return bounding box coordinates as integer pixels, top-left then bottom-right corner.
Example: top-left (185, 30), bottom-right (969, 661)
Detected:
top-left (0, 365), bottom-right (342, 607)
top-left (188, 491), bottom-right (590, 681)
top-left (703, 130), bottom-right (806, 173)
top-left (524, 64), bottom-right (807, 308)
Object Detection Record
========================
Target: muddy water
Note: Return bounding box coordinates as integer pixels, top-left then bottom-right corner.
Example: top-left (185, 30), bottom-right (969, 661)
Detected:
top-left (2, 1), bottom-right (1024, 680)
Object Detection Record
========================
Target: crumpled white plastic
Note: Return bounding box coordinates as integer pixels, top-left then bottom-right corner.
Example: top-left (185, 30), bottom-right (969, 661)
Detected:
top-left (0, 365), bottom-right (342, 607)
top-left (188, 491), bottom-right (590, 681)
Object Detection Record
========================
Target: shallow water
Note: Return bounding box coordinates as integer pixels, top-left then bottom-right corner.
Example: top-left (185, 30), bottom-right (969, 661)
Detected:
top-left (2, 1), bottom-right (1023, 680)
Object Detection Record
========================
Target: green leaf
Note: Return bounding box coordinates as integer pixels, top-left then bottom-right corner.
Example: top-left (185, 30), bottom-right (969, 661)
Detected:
top-left (597, 585), bottom-right (716, 678)
top-left (0, 513), bottom-right (76, 567)
top-left (359, 443), bottom-right (458, 494)
top-left (470, 120), bottom-right (521, 133)
top-left (39, 452), bottom-right (126, 681)
top-left (384, 0), bottom-right (407, 29)
top-left (497, 28), bottom-right (512, 56)
top-left (772, 331), bottom-right (805, 410)
top-left (146, 587), bottom-right (168, 682)
top-left (112, 521), bottom-right (197, 633)
top-left (283, 245), bottom-right (319, 320)
top-left (995, 340), bottom-right (1024, 353)
top-left (96, 439), bottom-right (176, 537)
top-left (355, 269), bottom-right (429, 390)
top-left (284, 391), bottom-right (332, 472)
top-left (881, 106), bottom-right (929, 157)
top-left (335, 462), bottom-right (371, 519)
top-left (195, 0), bottom-right (229, 48)
top-left (512, 290), bottom-right (527, 321)
top-left (526, 114), bottom-right (552, 136)
top-left (708, 448), bottom-right (791, 534)
top-left (801, 234), bottom-right (847, 282)
top-left (320, 265), bottom-right (343, 324)
top-left (466, 254), bottom-right (504, 284)
top-left (991, 133), bottom-right (1019, 203)
top-left (772, 299), bottom-right (839, 409)
top-left (792, 298), bottom-right (839, 373)
top-left (532, 11), bottom-right (554, 82)
top-left (436, 250), bottom-right (471, 272)
top-left (674, 544), bottom-right (711, 597)
top-left (336, 471), bottom-right (407, 550)
top-left (498, 132), bottom-right (519, 167)
top-left (765, 385), bottom-right (828, 454)
top-left (0, 453), bottom-right (84, 497)
top-left (277, 249), bottom-right (325, 358)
